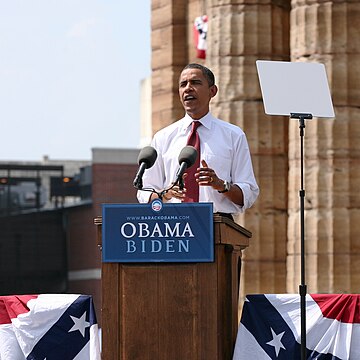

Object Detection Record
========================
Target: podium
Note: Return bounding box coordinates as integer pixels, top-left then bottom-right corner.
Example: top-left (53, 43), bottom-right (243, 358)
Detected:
top-left (94, 213), bottom-right (252, 360)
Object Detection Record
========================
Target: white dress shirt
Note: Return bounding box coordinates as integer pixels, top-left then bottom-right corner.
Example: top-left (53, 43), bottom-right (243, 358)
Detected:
top-left (137, 112), bottom-right (259, 214)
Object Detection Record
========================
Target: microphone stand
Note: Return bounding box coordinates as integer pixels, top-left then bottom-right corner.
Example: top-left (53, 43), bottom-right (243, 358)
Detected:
top-left (159, 181), bottom-right (182, 200)
top-left (178, 177), bottom-right (184, 190)
top-left (290, 112), bottom-right (312, 360)
top-left (133, 164), bottom-right (187, 201)
top-left (133, 184), bottom-right (176, 202)
top-left (133, 178), bottom-right (143, 190)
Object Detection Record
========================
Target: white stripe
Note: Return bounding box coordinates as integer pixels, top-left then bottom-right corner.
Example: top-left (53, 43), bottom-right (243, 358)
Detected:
top-left (233, 323), bottom-right (271, 360)
top-left (73, 324), bottom-right (101, 360)
top-left (0, 324), bottom-right (26, 360)
top-left (266, 294), bottom-right (360, 359)
top-left (12, 294), bottom-right (80, 357)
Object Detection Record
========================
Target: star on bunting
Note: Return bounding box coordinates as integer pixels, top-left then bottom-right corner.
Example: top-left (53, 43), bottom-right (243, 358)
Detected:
top-left (266, 327), bottom-right (286, 356)
top-left (68, 311), bottom-right (90, 337)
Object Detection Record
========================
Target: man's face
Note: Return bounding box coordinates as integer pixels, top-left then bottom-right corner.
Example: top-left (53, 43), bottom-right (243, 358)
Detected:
top-left (178, 68), bottom-right (217, 120)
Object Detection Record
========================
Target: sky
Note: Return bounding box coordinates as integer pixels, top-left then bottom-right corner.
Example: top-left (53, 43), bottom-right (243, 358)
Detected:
top-left (0, 0), bottom-right (151, 161)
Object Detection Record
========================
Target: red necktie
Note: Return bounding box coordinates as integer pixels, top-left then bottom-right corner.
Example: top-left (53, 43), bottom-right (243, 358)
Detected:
top-left (184, 121), bottom-right (201, 202)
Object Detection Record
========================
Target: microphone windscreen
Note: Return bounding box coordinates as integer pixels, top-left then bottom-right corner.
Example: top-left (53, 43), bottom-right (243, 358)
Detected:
top-left (137, 146), bottom-right (158, 168)
top-left (178, 146), bottom-right (198, 167)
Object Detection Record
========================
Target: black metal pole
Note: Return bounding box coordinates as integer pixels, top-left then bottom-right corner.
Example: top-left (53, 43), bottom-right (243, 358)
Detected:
top-left (291, 112), bottom-right (312, 360)
top-left (299, 116), bottom-right (307, 360)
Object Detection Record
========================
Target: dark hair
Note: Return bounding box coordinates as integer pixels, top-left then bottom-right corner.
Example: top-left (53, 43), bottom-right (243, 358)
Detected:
top-left (182, 63), bottom-right (216, 87)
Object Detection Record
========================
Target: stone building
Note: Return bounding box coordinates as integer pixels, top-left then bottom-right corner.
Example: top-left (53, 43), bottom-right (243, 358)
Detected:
top-left (150, 0), bottom-right (360, 300)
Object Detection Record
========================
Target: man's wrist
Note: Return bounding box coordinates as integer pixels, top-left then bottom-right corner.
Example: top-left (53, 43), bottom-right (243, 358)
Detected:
top-left (218, 180), bottom-right (231, 193)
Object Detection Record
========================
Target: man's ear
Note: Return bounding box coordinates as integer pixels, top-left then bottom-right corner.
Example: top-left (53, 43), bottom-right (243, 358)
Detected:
top-left (210, 85), bottom-right (218, 98)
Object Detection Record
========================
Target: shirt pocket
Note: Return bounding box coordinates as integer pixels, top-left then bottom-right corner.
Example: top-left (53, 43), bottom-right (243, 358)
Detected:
top-left (204, 152), bottom-right (231, 180)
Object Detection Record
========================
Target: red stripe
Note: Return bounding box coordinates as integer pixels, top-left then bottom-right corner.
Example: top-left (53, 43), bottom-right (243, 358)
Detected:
top-left (312, 294), bottom-right (360, 324)
top-left (0, 295), bottom-right (38, 325)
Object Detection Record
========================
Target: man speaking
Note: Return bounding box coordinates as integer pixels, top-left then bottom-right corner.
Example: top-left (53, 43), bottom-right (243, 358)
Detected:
top-left (137, 63), bottom-right (259, 215)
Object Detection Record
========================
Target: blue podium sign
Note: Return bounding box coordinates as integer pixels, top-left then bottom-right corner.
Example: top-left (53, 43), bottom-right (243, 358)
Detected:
top-left (102, 200), bottom-right (214, 263)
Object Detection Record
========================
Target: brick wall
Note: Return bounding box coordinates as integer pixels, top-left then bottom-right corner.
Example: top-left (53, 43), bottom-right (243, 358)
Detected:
top-left (64, 162), bottom-right (139, 325)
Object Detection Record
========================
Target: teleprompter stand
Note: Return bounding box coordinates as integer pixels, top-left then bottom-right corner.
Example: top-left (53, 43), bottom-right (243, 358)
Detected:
top-left (290, 112), bottom-right (312, 359)
top-left (256, 60), bottom-right (335, 360)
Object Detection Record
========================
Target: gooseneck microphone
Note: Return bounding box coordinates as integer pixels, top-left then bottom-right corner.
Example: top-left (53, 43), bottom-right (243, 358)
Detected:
top-left (133, 146), bottom-right (158, 189)
top-left (175, 146), bottom-right (198, 189)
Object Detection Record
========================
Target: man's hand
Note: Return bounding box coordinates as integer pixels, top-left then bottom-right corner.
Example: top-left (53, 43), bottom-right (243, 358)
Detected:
top-left (196, 160), bottom-right (224, 191)
top-left (196, 160), bottom-right (244, 206)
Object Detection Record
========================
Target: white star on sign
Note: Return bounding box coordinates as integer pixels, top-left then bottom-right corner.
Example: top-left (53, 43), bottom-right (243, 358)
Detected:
top-left (266, 327), bottom-right (286, 356)
top-left (69, 311), bottom-right (90, 337)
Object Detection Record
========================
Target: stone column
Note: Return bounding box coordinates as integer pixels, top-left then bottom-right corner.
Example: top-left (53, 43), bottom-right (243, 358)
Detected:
top-left (288, 0), bottom-right (360, 293)
top-left (151, 0), bottom-right (188, 133)
top-left (206, 0), bottom-right (291, 299)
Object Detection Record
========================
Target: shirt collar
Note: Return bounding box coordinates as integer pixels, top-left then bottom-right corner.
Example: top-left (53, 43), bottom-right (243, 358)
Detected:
top-left (183, 112), bottom-right (213, 131)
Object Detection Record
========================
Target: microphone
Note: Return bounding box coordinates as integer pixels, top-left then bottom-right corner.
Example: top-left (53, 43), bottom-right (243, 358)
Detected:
top-left (133, 146), bottom-right (158, 189)
top-left (175, 146), bottom-right (198, 188)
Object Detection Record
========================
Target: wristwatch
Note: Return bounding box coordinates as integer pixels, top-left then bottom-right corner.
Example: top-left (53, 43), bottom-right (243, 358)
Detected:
top-left (218, 180), bottom-right (230, 193)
